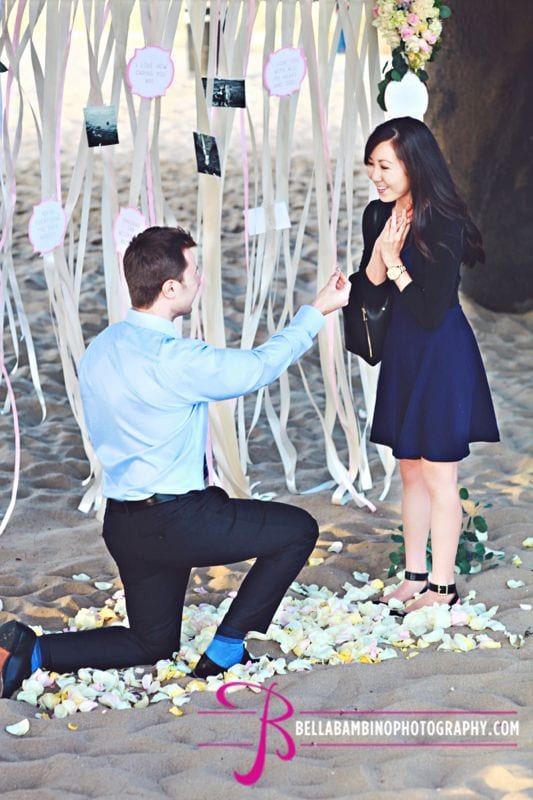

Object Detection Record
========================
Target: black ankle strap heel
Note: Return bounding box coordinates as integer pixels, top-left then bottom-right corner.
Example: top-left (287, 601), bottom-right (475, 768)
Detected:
top-left (404, 570), bottom-right (429, 581)
top-left (427, 581), bottom-right (459, 606)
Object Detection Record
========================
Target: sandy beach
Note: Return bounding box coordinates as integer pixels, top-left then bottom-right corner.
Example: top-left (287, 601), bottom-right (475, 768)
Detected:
top-left (0, 27), bottom-right (532, 800)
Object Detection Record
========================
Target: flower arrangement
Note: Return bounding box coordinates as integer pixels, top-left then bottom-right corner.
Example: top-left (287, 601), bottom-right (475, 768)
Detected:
top-left (372, 0), bottom-right (452, 111)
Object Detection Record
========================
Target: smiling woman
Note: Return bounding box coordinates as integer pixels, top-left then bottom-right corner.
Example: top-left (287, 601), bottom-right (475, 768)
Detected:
top-left (348, 116), bottom-right (500, 614)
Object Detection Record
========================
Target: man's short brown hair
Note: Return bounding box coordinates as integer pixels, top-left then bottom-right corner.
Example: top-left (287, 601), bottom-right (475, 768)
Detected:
top-left (123, 226), bottom-right (197, 308)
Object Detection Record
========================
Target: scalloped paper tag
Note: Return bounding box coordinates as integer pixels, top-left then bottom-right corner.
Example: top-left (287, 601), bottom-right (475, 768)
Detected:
top-left (126, 46), bottom-right (174, 98)
top-left (113, 207), bottom-right (147, 255)
top-left (263, 47), bottom-right (307, 97)
top-left (28, 200), bottom-right (66, 254)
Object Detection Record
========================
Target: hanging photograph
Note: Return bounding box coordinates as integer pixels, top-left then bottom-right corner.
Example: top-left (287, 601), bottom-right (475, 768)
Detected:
top-left (201, 77), bottom-right (246, 108)
top-left (193, 132), bottom-right (221, 176)
top-left (83, 105), bottom-right (119, 148)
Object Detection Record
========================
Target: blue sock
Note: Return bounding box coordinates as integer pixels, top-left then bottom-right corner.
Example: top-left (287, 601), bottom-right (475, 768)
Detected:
top-left (205, 632), bottom-right (245, 668)
top-left (31, 640), bottom-right (42, 672)
top-left (4, 639), bottom-right (41, 688)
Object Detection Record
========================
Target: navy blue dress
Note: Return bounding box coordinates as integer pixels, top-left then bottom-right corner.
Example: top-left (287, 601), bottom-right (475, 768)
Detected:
top-left (358, 201), bottom-right (499, 462)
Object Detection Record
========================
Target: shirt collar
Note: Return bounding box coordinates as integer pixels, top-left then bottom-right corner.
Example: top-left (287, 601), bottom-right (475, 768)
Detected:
top-left (125, 309), bottom-right (178, 338)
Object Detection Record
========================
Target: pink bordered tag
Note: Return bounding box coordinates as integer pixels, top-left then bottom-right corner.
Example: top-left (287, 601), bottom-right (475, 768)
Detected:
top-left (126, 46), bottom-right (174, 98)
top-left (113, 207), bottom-right (147, 255)
top-left (28, 200), bottom-right (66, 254)
top-left (263, 47), bottom-right (307, 97)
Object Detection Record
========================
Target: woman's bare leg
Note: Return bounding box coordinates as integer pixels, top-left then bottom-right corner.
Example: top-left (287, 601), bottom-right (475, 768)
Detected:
top-left (384, 458), bottom-right (431, 603)
top-left (406, 458), bottom-right (461, 610)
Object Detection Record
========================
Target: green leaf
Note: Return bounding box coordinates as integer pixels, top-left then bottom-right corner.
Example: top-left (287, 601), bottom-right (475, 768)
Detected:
top-left (475, 542), bottom-right (486, 557)
top-left (382, 60), bottom-right (389, 73)
top-left (0, 62), bottom-right (8, 73)
top-left (387, 565), bottom-right (397, 578)
top-left (485, 552), bottom-right (494, 560)
top-left (391, 533), bottom-right (404, 543)
top-left (458, 561), bottom-right (470, 575)
top-left (464, 531), bottom-right (478, 543)
top-left (439, 5), bottom-right (452, 19)
top-left (484, 503), bottom-right (493, 509)
top-left (459, 487), bottom-right (469, 500)
top-left (377, 91), bottom-right (387, 112)
top-left (391, 69), bottom-right (403, 82)
top-left (389, 552), bottom-right (400, 564)
top-left (418, 69), bottom-right (429, 83)
top-left (473, 516), bottom-right (488, 533)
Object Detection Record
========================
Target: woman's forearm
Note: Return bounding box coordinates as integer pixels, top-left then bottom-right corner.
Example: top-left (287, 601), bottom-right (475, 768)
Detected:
top-left (366, 247), bottom-right (387, 286)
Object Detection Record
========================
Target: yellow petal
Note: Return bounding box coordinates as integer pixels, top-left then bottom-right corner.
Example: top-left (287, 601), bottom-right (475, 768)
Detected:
top-left (370, 579), bottom-right (384, 590)
top-left (308, 557), bottom-right (324, 567)
top-left (358, 655), bottom-right (373, 664)
top-left (67, 723), bottom-right (78, 731)
top-left (511, 556), bottom-right (523, 566)
top-left (521, 537), bottom-right (533, 548)
top-left (169, 707), bottom-right (184, 716)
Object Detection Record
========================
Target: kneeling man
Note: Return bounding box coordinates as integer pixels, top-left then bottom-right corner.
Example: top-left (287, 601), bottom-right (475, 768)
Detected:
top-left (0, 226), bottom-right (349, 696)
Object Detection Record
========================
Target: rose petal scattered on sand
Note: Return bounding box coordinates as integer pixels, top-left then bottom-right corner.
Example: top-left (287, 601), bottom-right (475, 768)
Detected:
top-left (521, 537), bottom-right (533, 548)
top-left (67, 723), bottom-right (78, 730)
top-left (14, 578), bottom-right (523, 719)
top-left (169, 707), bottom-right (184, 716)
top-left (327, 542), bottom-right (343, 553)
top-left (511, 556), bottom-right (523, 566)
top-left (94, 582), bottom-right (113, 591)
top-left (519, 604), bottom-right (532, 611)
top-left (352, 571), bottom-right (370, 583)
top-left (506, 579), bottom-right (525, 589)
top-left (72, 573), bottom-right (91, 582)
top-left (307, 557), bottom-right (324, 566)
top-left (5, 719), bottom-right (30, 736)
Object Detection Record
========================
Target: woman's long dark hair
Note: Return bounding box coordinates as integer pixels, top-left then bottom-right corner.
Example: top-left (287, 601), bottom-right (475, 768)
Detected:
top-left (364, 117), bottom-right (484, 266)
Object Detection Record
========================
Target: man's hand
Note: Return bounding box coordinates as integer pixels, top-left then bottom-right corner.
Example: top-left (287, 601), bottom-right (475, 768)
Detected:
top-left (312, 270), bottom-right (351, 316)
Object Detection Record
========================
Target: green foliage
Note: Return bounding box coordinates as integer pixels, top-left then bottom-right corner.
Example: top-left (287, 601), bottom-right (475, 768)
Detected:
top-left (387, 487), bottom-right (502, 578)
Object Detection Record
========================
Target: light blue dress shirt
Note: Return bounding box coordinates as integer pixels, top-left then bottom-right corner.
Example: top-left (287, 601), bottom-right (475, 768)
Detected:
top-left (79, 306), bottom-right (325, 500)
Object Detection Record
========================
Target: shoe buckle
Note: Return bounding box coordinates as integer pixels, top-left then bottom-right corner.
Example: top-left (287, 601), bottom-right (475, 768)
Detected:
top-left (434, 583), bottom-right (449, 594)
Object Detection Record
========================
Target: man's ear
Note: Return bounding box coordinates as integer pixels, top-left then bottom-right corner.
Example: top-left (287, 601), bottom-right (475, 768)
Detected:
top-left (160, 278), bottom-right (178, 299)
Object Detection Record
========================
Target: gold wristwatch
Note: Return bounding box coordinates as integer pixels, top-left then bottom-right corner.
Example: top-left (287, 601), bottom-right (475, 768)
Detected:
top-left (386, 264), bottom-right (407, 281)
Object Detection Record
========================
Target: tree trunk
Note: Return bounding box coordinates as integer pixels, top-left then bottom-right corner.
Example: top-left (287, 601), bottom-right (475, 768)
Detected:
top-left (425, 0), bottom-right (533, 313)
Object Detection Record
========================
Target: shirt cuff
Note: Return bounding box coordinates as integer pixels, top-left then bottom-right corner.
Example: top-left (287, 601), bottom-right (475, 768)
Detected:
top-left (294, 304), bottom-right (327, 337)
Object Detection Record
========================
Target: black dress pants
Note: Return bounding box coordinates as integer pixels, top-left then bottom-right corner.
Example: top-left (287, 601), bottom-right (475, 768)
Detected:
top-left (38, 487), bottom-right (319, 673)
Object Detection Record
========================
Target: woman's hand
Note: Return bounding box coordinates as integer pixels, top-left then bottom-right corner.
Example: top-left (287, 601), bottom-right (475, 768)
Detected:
top-left (379, 207), bottom-right (412, 268)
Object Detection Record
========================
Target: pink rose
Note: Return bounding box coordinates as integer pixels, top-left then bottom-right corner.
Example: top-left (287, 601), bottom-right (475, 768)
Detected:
top-left (422, 30), bottom-right (437, 44)
top-left (372, 5), bottom-right (379, 17)
top-left (419, 40), bottom-right (431, 53)
top-left (401, 25), bottom-right (414, 40)
top-left (407, 13), bottom-right (419, 25)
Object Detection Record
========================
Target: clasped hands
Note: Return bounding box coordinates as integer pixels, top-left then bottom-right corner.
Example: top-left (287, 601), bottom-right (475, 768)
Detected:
top-left (376, 205), bottom-right (412, 270)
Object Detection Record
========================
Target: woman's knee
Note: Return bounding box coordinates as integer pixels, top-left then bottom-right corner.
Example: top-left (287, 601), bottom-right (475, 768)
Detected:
top-left (420, 459), bottom-right (459, 498)
top-left (399, 458), bottom-right (423, 487)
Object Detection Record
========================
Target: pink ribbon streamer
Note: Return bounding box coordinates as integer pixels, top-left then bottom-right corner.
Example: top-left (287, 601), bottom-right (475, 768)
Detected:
top-left (0, 360), bottom-right (21, 536)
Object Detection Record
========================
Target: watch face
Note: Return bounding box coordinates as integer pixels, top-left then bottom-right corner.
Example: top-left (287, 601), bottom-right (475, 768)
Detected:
top-left (387, 266), bottom-right (401, 280)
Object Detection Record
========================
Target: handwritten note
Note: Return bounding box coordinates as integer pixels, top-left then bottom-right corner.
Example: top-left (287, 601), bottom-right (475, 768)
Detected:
top-left (263, 47), bottom-right (307, 97)
top-left (28, 200), bottom-right (66, 254)
top-left (113, 207), bottom-right (147, 255)
top-left (126, 46), bottom-right (174, 98)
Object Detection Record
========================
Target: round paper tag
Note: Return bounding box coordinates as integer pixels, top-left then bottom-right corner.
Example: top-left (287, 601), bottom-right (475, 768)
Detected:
top-left (263, 47), bottom-right (307, 97)
top-left (113, 207), bottom-right (147, 255)
top-left (28, 200), bottom-right (66, 254)
top-left (126, 46), bottom-right (174, 99)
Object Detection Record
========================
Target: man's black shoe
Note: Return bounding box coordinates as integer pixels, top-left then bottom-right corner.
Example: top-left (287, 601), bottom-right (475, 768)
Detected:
top-left (192, 647), bottom-right (258, 680)
top-left (0, 620), bottom-right (36, 698)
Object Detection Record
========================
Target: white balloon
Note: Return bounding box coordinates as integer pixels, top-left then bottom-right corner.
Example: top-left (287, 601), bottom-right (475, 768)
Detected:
top-left (385, 71), bottom-right (429, 120)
